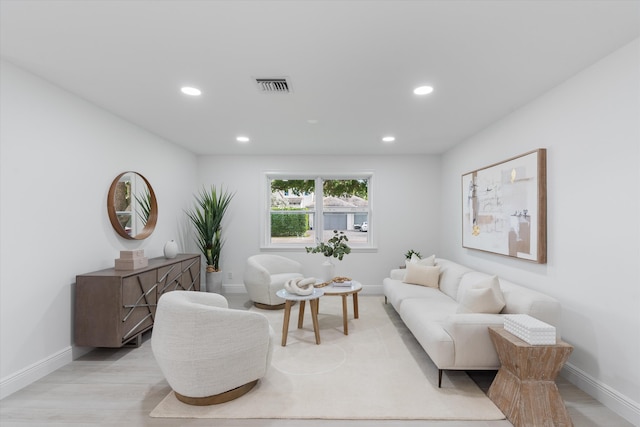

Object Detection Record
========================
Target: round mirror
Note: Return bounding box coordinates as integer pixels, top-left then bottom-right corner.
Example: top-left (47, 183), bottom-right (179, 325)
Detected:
top-left (107, 171), bottom-right (158, 240)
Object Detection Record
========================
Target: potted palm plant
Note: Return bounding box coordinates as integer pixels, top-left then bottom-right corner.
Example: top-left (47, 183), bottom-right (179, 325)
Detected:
top-left (186, 185), bottom-right (235, 293)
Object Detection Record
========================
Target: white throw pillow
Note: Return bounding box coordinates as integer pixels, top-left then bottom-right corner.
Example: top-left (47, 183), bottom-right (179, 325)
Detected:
top-left (457, 275), bottom-right (506, 313)
top-left (405, 254), bottom-right (436, 268)
top-left (403, 263), bottom-right (440, 288)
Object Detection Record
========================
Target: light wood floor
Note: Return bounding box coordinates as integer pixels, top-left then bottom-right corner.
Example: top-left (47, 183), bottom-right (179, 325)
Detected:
top-left (0, 294), bottom-right (633, 427)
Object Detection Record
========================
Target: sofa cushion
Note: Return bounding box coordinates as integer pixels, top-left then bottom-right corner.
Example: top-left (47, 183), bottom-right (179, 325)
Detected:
top-left (457, 288), bottom-right (502, 313)
top-left (383, 279), bottom-right (442, 311)
top-left (403, 263), bottom-right (440, 288)
top-left (456, 271), bottom-right (494, 302)
top-left (457, 275), bottom-right (505, 313)
top-left (435, 259), bottom-right (472, 300)
top-left (500, 280), bottom-right (562, 337)
top-left (399, 297), bottom-right (458, 368)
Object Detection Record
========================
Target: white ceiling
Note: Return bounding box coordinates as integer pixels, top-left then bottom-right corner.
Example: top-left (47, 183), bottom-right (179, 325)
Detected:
top-left (1, 1), bottom-right (639, 156)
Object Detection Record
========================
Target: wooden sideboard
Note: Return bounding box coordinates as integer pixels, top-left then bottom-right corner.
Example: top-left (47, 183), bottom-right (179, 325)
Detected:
top-left (75, 254), bottom-right (201, 348)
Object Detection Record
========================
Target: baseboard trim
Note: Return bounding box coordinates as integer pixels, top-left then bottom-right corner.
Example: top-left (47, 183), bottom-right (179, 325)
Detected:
top-left (222, 283), bottom-right (247, 294)
top-left (222, 283), bottom-right (384, 295)
top-left (562, 362), bottom-right (640, 426)
top-left (0, 346), bottom-right (74, 400)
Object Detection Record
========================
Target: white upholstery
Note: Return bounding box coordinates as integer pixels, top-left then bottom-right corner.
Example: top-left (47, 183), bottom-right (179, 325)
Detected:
top-left (243, 254), bottom-right (304, 307)
top-left (383, 258), bottom-right (561, 372)
top-left (151, 291), bottom-right (274, 400)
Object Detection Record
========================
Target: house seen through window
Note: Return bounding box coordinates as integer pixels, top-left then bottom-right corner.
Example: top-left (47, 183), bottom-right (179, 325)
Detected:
top-left (266, 175), bottom-right (372, 248)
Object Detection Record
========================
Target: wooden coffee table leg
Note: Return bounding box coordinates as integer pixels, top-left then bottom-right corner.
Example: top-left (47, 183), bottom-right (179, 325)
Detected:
top-left (281, 300), bottom-right (292, 346)
top-left (297, 301), bottom-right (306, 329)
top-left (310, 299), bottom-right (321, 344)
top-left (353, 292), bottom-right (359, 319)
top-left (341, 294), bottom-right (348, 335)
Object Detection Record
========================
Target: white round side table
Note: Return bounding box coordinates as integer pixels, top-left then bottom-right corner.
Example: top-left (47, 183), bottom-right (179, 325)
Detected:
top-left (275, 288), bottom-right (324, 346)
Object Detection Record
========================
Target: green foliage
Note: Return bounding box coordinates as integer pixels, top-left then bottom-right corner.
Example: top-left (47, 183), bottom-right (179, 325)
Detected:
top-left (323, 179), bottom-right (368, 199)
top-left (271, 179), bottom-right (315, 196)
top-left (404, 249), bottom-right (422, 260)
top-left (306, 230), bottom-right (351, 261)
top-left (133, 187), bottom-right (151, 226)
top-left (271, 209), bottom-right (309, 237)
top-left (271, 179), bottom-right (368, 199)
top-left (185, 185), bottom-right (235, 270)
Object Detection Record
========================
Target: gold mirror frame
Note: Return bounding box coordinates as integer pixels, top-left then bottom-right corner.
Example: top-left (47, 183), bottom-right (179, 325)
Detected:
top-left (107, 171), bottom-right (158, 240)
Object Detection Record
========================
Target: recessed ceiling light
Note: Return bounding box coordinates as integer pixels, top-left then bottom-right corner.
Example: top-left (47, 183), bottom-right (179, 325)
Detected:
top-left (382, 136), bottom-right (396, 143)
top-left (307, 119), bottom-right (319, 124)
top-left (181, 86), bottom-right (202, 96)
top-left (413, 85), bottom-right (434, 95)
top-left (236, 136), bottom-right (250, 143)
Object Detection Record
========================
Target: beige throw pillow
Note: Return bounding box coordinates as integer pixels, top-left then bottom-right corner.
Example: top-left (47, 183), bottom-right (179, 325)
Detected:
top-left (403, 263), bottom-right (440, 288)
top-left (457, 275), bottom-right (506, 313)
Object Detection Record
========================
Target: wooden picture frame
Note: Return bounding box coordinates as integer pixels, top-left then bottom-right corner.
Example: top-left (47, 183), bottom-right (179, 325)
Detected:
top-left (462, 149), bottom-right (547, 263)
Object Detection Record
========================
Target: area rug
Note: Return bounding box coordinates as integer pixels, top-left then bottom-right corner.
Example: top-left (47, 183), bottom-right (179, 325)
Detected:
top-left (150, 295), bottom-right (505, 420)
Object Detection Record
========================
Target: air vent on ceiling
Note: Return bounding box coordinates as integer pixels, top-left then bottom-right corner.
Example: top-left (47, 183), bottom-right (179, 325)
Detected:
top-left (255, 78), bottom-right (291, 93)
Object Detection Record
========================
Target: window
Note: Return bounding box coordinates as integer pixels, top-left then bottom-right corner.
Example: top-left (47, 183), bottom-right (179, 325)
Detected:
top-left (263, 174), bottom-right (373, 250)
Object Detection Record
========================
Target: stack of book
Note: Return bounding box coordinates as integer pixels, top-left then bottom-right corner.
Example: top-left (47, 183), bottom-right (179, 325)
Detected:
top-left (504, 314), bottom-right (556, 345)
top-left (114, 249), bottom-right (148, 270)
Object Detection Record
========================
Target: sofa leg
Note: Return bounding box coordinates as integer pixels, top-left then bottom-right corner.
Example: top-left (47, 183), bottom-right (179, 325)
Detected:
top-left (384, 296), bottom-right (387, 304)
top-left (438, 369), bottom-right (443, 388)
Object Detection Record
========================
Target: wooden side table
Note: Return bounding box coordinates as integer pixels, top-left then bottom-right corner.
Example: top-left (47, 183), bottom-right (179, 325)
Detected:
top-left (321, 281), bottom-right (363, 335)
top-left (488, 326), bottom-right (573, 427)
top-left (276, 288), bottom-right (324, 346)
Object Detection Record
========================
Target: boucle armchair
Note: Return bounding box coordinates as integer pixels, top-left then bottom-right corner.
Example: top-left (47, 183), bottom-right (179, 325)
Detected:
top-left (243, 254), bottom-right (304, 309)
top-left (151, 291), bottom-right (274, 405)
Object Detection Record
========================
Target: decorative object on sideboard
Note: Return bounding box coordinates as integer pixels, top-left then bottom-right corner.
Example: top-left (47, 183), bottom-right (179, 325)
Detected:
top-left (114, 249), bottom-right (148, 270)
top-left (107, 171), bottom-right (158, 240)
top-left (185, 185), bottom-right (235, 293)
top-left (305, 230), bottom-right (351, 283)
top-left (462, 148), bottom-right (547, 263)
top-left (163, 240), bottom-right (178, 259)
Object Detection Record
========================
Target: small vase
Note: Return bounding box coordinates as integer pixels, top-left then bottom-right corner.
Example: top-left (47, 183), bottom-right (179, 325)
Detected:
top-left (163, 240), bottom-right (178, 259)
top-left (321, 260), bottom-right (335, 283)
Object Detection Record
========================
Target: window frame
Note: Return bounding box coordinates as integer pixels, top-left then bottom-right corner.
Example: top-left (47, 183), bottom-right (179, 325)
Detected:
top-left (261, 172), bottom-right (376, 252)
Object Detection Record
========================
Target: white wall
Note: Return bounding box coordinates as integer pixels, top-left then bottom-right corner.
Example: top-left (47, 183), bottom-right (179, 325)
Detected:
top-left (197, 155), bottom-right (441, 292)
top-left (440, 39), bottom-right (640, 423)
top-left (0, 60), bottom-right (198, 398)
top-left (2, 38), bottom-right (637, 421)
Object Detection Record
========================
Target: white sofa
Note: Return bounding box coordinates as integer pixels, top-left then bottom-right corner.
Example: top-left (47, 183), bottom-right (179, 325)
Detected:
top-left (383, 258), bottom-right (561, 387)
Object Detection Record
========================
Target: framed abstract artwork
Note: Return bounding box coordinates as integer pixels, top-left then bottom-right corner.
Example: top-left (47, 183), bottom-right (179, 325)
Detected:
top-left (462, 149), bottom-right (547, 263)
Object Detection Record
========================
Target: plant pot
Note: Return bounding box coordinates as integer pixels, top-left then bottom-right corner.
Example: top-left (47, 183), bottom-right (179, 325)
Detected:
top-left (206, 270), bottom-right (223, 294)
top-left (321, 260), bottom-right (335, 283)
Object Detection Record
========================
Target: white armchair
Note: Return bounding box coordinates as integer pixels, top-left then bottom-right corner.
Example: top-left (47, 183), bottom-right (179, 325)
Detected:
top-left (243, 254), bottom-right (304, 309)
top-left (151, 291), bottom-right (274, 405)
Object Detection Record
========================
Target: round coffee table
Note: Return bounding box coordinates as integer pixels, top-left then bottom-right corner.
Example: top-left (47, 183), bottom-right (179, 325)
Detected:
top-left (275, 288), bottom-right (324, 346)
top-left (321, 281), bottom-right (362, 335)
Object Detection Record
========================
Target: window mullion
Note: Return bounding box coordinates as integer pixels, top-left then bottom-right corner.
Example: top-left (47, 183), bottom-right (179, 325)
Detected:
top-left (315, 177), bottom-right (323, 242)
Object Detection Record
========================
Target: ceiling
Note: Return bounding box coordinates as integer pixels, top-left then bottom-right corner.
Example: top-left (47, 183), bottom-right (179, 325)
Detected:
top-left (1, 1), bottom-right (639, 156)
